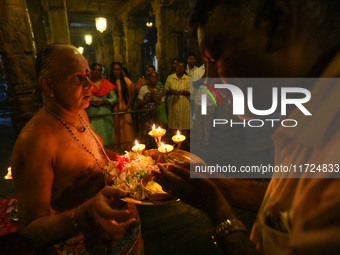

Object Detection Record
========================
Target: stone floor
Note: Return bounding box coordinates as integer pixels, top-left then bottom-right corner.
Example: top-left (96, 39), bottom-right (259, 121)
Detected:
top-left (0, 117), bottom-right (258, 255)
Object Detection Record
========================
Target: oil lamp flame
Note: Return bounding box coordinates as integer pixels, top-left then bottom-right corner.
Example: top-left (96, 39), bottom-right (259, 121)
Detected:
top-left (4, 167), bottom-right (12, 180)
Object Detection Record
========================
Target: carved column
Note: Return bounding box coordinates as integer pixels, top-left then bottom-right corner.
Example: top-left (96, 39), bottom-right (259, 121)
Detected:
top-left (26, 0), bottom-right (48, 52)
top-left (96, 21), bottom-right (115, 79)
top-left (112, 19), bottom-right (125, 69)
top-left (134, 43), bottom-right (143, 79)
top-left (153, 0), bottom-right (174, 82)
top-left (169, 32), bottom-right (180, 62)
top-left (123, 17), bottom-right (136, 81)
top-left (134, 25), bottom-right (147, 79)
top-left (0, 0), bottom-right (40, 134)
top-left (45, 0), bottom-right (70, 44)
top-left (26, 0), bottom-right (70, 50)
top-left (123, 16), bottom-right (146, 82)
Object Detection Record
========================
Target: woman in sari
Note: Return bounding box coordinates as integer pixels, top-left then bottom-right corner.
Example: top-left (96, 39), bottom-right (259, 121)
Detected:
top-left (110, 62), bottom-right (135, 152)
top-left (86, 63), bottom-right (117, 147)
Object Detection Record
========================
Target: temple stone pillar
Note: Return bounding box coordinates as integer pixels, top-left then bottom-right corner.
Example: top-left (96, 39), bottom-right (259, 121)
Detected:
top-left (134, 24), bottom-right (147, 79)
top-left (123, 16), bottom-right (146, 82)
top-left (134, 42), bottom-right (143, 78)
top-left (45, 0), bottom-right (70, 44)
top-left (97, 36), bottom-right (115, 79)
top-left (169, 32), bottom-right (180, 63)
top-left (26, 0), bottom-right (48, 52)
top-left (112, 19), bottom-right (125, 70)
top-left (123, 18), bottom-right (137, 81)
top-left (0, 0), bottom-right (40, 134)
top-left (113, 36), bottom-right (124, 66)
top-left (152, 0), bottom-right (174, 83)
top-left (26, 0), bottom-right (70, 50)
top-left (95, 18), bottom-right (115, 79)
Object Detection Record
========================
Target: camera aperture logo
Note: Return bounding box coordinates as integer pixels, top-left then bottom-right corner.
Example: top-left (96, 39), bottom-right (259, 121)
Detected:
top-left (198, 83), bottom-right (312, 128)
top-left (198, 82), bottom-right (223, 112)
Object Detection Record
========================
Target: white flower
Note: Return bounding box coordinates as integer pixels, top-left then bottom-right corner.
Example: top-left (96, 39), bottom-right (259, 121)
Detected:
top-left (106, 152), bottom-right (159, 200)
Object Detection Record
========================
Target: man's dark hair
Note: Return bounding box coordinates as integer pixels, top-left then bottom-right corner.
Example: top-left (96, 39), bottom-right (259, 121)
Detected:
top-left (147, 71), bottom-right (158, 79)
top-left (122, 67), bottom-right (131, 79)
top-left (190, 0), bottom-right (340, 41)
top-left (176, 61), bottom-right (186, 67)
top-left (172, 58), bottom-right (180, 64)
top-left (110, 62), bottom-right (129, 105)
top-left (35, 44), bottom-right (76, 82)
top-left (187, 53), bottom-right (196, 59)
top-left (147, 65), bottom-right (155, 70)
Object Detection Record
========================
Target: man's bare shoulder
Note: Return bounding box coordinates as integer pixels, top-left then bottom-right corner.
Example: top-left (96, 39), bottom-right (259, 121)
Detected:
top-left (12, 109), bottom-right (63, 159)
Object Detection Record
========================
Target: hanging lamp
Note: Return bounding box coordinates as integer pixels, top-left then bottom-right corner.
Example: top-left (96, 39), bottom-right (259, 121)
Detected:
top-left (95, 0), bottom-right (107, 33)
top-left (77, 46), bottom-right (84, 54)
top-left (84, 34), bottom-right (93, 45)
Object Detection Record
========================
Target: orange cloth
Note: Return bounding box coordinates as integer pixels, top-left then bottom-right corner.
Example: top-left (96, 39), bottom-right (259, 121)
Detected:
top-left (113, 77), bottom-right (135, 152)
top-left (91, 79), bottom-right (115, 97)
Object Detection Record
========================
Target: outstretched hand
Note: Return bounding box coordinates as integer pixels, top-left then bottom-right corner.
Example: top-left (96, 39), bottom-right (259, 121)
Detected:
top-left (90, 186), bottom-right (138, 241)
top-left (152, 161), bottom-right (235, 223)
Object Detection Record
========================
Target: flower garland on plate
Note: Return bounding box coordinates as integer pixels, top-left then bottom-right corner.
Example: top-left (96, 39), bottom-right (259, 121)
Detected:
top-left (104, 152), bottom-right (159, 200)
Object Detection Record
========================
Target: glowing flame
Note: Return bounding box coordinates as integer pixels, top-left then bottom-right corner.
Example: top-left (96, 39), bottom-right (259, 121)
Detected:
top-left (161, 143), bottom-right (167, 153)
top-left (146, 22), bottom-right (153, 28)
top-left (4, 167), bottom-right (12, 180)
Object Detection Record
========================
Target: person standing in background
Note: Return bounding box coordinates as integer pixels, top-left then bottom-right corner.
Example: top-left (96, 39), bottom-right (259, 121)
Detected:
top-left (121, 67), bottom-right (131, 80)
top-left (164, 61), bottom-right (191, 139)
top-left (186, 54), bottom-right (205, 120)
top-left (137, 71), bottom-right (166, 148)
top-left (86, 63), bottom-right (117, 147)
top-left (136, 65), bottom-right (157, 93)
top-left (110, 62), bottom-right (135, 152)
top-left (186, 54), bottom-right (205, 79)
top-left (169, 58), bottom-right (180, 76)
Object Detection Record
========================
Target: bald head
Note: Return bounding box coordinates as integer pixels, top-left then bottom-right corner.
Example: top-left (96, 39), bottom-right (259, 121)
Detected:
top-left (35, 44), bottom-right (81, 82)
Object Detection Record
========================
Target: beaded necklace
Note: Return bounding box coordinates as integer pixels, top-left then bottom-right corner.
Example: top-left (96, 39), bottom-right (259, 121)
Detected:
top-left (43, 105), bottom-right (110, 171)
top-left (44, 108), bottom-right (86, 132)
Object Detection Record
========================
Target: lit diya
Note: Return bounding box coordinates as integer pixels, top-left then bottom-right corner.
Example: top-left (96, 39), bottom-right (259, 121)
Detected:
top-left (152, 125), bottom-right (166, 137)
top-left (131, 140), bottom-right (145, 154)
top-left (148, 124), bottom-right (157, 138)
top-left (172, 130), bottom-right (186, 148)
top-left (158, 142), bottom-right (174, 154)
top-left (148, 124), bottom-right (166, 147)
